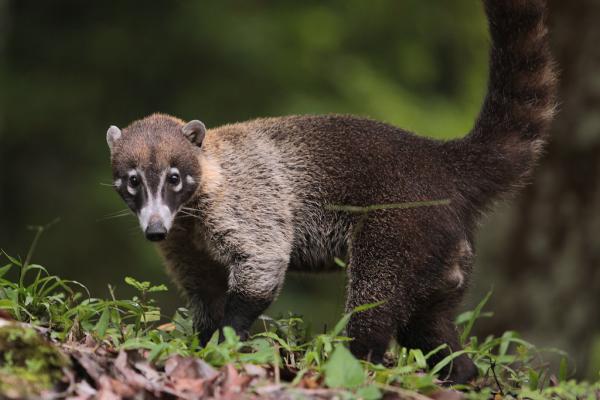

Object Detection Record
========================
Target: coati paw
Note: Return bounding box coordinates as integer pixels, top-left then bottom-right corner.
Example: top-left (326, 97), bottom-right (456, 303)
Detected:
top-left (235, 329), bottom-right (250, 342)
top-left (442, 354), bottom-right (478, 386)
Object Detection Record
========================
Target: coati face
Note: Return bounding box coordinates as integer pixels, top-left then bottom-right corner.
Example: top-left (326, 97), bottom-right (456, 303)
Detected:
top-left (106, 114), bottom-right (205, 241)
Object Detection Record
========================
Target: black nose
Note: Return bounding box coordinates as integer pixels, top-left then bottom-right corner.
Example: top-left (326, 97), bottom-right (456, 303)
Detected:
top-left (145, 222), bottom-right (167, 242)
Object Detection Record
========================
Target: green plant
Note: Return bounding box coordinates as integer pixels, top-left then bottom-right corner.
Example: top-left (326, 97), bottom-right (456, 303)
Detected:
top-left (0, 226), bottom-right (597, 399)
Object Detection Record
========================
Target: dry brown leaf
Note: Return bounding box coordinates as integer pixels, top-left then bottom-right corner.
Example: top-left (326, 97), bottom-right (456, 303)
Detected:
top-left (157, 322), bottom-right (176, 332)
top-left (222, 364), bottom-right (252, 395)
top-left (71, 380), bottom-right (97, 399)
top-left (114, 350), bottom-right (163, 395)
top-left (71, 352), bottom-right (106, 383)
top-left (165, 355), bottom-right (218, 381)
top-left (172, 378), bottom-right (206, 397)
top-left (244, 364), bottom-right (267, 378)
top-left (430, 389), bottom-right (464, 400)
top-left (134, 360), bottom-right (162, 382)
top-left (96, 375), bottom-right (134, 400)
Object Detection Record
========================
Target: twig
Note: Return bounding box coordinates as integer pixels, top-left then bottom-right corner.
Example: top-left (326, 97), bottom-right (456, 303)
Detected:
top-left (489, 357), bottom-right (504, 396)
top-left (24, 218), bottom-right (60, 268)
top-left (274, 344), bottom-right (281, 384)
top-left (325, 199), bottom-right (451, 214)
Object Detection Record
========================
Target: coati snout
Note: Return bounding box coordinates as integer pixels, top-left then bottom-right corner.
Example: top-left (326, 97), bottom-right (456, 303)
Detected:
top-left (105, 0), bottom-right (556, 385)
top-left (106, 117), bottom-right (206, 241)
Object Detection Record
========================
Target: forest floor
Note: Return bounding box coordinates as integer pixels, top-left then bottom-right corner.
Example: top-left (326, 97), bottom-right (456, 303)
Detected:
top-left (0, 235), bottom-right (599, 399)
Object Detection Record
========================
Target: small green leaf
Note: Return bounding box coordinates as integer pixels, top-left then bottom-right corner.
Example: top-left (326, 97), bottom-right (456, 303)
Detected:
top-left (148, 343), bottom-right (167, 362)
top-left (206, 330), bottom-right (220, 347)
top-left (0, 299), bottom-right (16, 311)
top-left (409, 349), bottom-right (428, 369)
top-left (0, 264), bottom-right (13, 279)
top-left (425, 344), bottom-right (447, 361)
top-left (95, 306), bottom-right (110, 338)
top-left (143, 310), bottom-right (161, 322)
top-left (124, 276), bottom-right (149, 291)
top-left (356, 385), bottom-right (382, 400)
top-left (430, 350), bottom-right (469, 377)
top-left (222, 326), bottom-right (238, 345)
top-left (239, 338), bottom-right (277, 364)
top-left (254, 331), bottom-right (293, 352)
top-left (559, 357), bottom-right (569, 382)
top-left (499, 331), bottom-right (517, 356)
top-left (2, 252), bottom-right (21, 266)
top-left (459, 289), bottom-right (493, 344)
top-left (148, 284), bottom-right (168, 292)
top-left (331, 313), bottom-right (352, 338)
top-left (324, 344), bottom-right (365, 389)
top-left (529, 368), bottom-right (540, 390)
top-left (352, 301), bottom-right (386, 313)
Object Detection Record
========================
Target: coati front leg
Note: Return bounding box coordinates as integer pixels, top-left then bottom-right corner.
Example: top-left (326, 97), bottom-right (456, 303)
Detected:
top-left (160, 239), bottom-right (229, 345)
top-left (221, 255), bottom-right (289, 339)
top-left (202, 198), bottom-right (293, 340)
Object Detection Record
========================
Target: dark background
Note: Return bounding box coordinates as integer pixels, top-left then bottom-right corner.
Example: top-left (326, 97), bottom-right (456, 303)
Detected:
top-left (1, 0), bottom-right (598, 379)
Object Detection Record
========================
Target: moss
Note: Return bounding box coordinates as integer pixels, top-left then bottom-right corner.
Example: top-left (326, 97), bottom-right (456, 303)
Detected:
top-left (0, 325), bottom-right (70, 399)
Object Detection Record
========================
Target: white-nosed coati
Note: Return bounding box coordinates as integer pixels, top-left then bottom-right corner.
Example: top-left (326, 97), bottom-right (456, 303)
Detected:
top-left (106, 0), bottom-right (556, 384)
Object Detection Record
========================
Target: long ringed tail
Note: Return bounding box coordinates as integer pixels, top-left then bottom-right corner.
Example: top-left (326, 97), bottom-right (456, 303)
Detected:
top-left (454, 0), bottom-right (558, 212)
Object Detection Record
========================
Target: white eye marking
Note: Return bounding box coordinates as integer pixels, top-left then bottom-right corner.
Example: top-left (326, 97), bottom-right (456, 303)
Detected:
top-left (186, 175), bottom-right (195, 185)
top-left (114, 179), bottom-right (122, 187)
top-left (127, 170), bottom-right (139, 195)
top-left (169, 167), bottom-right (183, 192)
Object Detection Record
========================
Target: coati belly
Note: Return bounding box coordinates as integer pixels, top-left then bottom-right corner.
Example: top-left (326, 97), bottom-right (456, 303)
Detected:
top-left (288, 209), bottom-right (350, 272)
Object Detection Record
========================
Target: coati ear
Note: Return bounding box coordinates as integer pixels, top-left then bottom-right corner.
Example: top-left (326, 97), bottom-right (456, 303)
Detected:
top-left (106, 125), bottom-right (122, 152)
top-left (182, 120), bottom-right (206, 146)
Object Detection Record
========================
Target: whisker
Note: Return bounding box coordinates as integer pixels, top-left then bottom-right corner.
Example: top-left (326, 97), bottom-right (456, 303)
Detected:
top-left (97, 213), bottom-right (134, 222)
top-left (103, 208), bottom-right (131, 217)
top-left (126, 224), bottom-right (142, 236)
top-left (178, 210), bottom-right (203, 221)
top-left (97, 208), bottom-right (134, 222)
top-left (182, 207), bottom-right (201, 212)
top-left (99, 182), bottom-right (118, 187)
top-left (179, 210), bottom-right (194, 215)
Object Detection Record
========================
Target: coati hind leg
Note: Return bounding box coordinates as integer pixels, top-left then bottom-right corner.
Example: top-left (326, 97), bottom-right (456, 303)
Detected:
top-left (396, 240), bottom-right (477, 384)
top-left (345, 212), bottom-right (476, 384)
top-left (345, 213), bottom-right (415, 364)
top-left (397, 298), bottom-right (477, 384)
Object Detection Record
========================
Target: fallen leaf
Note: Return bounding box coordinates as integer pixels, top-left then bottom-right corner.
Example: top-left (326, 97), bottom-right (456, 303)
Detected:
top-left (244, 363), bottom-right (267, 378)
top-left (430, 389), bottom-right (464, 400)
top-left (165, 355), bottom-right (218, 381)
top-left (157, 322), bottom-right (176, 332)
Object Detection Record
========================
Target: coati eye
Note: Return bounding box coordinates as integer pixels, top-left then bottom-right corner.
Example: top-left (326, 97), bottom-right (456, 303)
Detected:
top-left (128, 175), bottom-right (140, 187)
top-left (167, 173), bottom-right (181, 185)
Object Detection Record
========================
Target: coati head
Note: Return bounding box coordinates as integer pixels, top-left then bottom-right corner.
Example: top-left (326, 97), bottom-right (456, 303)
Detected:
top-left (106, 114), bottom-right (205, 241)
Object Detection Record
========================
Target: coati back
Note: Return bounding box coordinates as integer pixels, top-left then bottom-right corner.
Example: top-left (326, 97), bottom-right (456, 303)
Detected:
top-left (106, 0), bottom-right (556, 384)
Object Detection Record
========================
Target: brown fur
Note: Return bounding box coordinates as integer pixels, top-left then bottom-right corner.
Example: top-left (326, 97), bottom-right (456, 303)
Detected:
top-left (107, 0), bottom-right (557, 384)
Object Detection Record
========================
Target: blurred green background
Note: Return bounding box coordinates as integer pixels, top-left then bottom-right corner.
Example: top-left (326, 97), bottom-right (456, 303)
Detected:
top-left (1, 0), bottom-right (599, 379)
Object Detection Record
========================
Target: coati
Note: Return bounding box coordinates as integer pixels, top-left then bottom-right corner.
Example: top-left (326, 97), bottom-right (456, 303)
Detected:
top-left (106, 0), bottom-right (556, 384)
